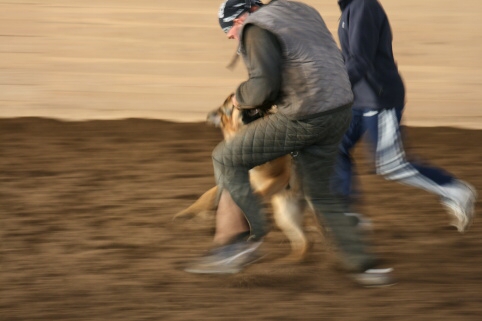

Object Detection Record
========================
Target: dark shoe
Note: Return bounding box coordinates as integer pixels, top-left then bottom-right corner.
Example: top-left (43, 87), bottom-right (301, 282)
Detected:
top-left (184, 240), bottom-right (263, 274)
top-left (350, 268), bottom-right (396, 288)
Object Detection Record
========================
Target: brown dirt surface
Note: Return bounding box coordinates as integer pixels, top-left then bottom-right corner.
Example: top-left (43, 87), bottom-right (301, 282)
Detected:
top-left (1, 118), bottom-right (481, 321)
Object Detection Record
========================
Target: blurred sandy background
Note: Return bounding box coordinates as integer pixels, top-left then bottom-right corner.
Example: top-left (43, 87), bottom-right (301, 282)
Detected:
top-left (1, 0), bottom-right (481, 127)
top-left (2, 2), bottom-right (482, 320)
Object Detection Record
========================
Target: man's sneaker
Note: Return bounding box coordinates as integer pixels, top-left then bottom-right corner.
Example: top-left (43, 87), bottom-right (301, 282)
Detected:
top-left (440, 180), bottom-right (477, 232)
top-left (351, 268), bottom-right (396, 288)
top-left (184, 240), bottom-right (263, 274)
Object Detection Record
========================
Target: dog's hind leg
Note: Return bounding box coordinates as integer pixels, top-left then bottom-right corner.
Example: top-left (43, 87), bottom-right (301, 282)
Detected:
top-left (271, 191), bottom-right (309, 262)
top-left (173, 186), bottom-right (218, 220)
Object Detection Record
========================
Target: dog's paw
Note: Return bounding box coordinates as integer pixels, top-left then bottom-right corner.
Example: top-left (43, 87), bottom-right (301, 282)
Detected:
top-left (172, 209), bottom-right (216, 221)
top-left (196, 210), bottom-right (216, 221)
top-left (172, 210), bottom-right (196, 221)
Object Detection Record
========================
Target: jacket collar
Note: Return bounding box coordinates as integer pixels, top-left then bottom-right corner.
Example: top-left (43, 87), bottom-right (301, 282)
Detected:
top-left (338, 0), bottom-right (354, 10)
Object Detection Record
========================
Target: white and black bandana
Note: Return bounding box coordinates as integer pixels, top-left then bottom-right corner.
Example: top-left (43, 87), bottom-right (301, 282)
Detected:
top-left (218, 0), bottom-right (264, 33)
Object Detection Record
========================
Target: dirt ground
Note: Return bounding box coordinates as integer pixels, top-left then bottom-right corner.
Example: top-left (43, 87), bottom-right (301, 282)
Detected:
top-left (1, 0), bottom-right (481, 319)
top-left (1, 118), bottom-right (481, 321)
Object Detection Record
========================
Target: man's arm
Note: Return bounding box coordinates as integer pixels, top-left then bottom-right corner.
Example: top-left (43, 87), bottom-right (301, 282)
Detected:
top-left (235, 24), bottom-right (282, 109)
top-left (344, 0), bottom-right (382, 85)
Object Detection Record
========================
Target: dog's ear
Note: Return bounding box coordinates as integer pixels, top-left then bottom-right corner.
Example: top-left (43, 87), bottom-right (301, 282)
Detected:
top-left (206, 109), bottom-right (222, 127)
top-left (221, 93), bottom-right (235, 117)
top-left (222, 105), bottom-right (233, 117)
top-left (207, 93), bottom-right (236, 127)
top-left (223, 93), bottom-right (235, 106)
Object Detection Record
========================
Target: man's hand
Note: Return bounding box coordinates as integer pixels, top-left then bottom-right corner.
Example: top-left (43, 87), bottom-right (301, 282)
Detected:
top-left (231, 94), bottom-right (239, 108)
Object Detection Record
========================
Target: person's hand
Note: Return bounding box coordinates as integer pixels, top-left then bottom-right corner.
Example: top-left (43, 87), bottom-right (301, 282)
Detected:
top-left (231, 94), bottom-right (239, 108)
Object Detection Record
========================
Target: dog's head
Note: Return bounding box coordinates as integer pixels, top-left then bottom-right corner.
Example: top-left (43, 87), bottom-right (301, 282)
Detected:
top-left (207, 93), bottom-right (272, 140)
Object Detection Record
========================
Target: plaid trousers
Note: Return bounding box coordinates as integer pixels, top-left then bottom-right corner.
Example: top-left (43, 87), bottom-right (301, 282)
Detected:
top-left (331, 106), bottom-right (455, 200)
top-left (213, 105), bottom-right (377, 272)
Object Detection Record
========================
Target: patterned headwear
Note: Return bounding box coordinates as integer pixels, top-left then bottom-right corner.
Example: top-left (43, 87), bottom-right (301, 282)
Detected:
top-left (218, 0), bottom-right (264, 33)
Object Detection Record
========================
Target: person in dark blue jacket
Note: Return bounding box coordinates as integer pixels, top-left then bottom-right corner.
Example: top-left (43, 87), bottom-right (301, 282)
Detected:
top-left (333, 0), bottom-right (477, 232)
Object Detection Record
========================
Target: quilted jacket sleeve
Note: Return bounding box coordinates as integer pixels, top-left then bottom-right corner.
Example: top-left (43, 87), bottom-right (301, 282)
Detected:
top-left (235, 24), bottom-right (282, 110)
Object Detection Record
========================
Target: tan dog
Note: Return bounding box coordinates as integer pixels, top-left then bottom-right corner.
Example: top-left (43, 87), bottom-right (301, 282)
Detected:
top-left (174, 94), bottom-right (310, 261)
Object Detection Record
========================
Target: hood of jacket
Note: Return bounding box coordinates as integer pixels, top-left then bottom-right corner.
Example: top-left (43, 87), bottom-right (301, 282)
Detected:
top-left (338, 0), bottom-right (354, 10)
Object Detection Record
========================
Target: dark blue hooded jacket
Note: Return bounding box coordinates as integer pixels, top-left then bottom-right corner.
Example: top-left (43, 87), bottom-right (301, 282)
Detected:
top-left (337, 0), bottom-right (405, 109)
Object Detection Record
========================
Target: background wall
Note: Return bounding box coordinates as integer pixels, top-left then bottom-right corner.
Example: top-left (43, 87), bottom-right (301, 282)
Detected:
top-left (1, 0), bottom-right (481, 128)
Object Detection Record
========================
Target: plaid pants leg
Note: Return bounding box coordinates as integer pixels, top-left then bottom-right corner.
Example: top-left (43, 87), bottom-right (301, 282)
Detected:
top-left (370, 108), bottom-right (455, 196)
top-left (213, 106), bottom-right (377, 272)
top-left (212, 112), bottom-right (306, 240)
top-left (294, 108), bottom-right (377, 272)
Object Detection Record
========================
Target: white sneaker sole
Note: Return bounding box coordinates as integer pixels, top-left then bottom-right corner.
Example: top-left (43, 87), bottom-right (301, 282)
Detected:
top-left (184, 242), bottom-right (263, 275)
top-left (351, 268), bottom-right (396, 288)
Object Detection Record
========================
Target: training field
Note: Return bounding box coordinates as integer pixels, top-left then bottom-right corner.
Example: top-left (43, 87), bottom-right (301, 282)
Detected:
top-left (1, 1), bottom-right (481, 320)
top-left (1, 119), bottom-right (481, 320)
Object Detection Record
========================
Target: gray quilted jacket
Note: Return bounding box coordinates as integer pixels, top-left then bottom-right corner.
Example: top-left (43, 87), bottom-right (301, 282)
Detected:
top-left (239, 0), bottom-right (353, 119)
